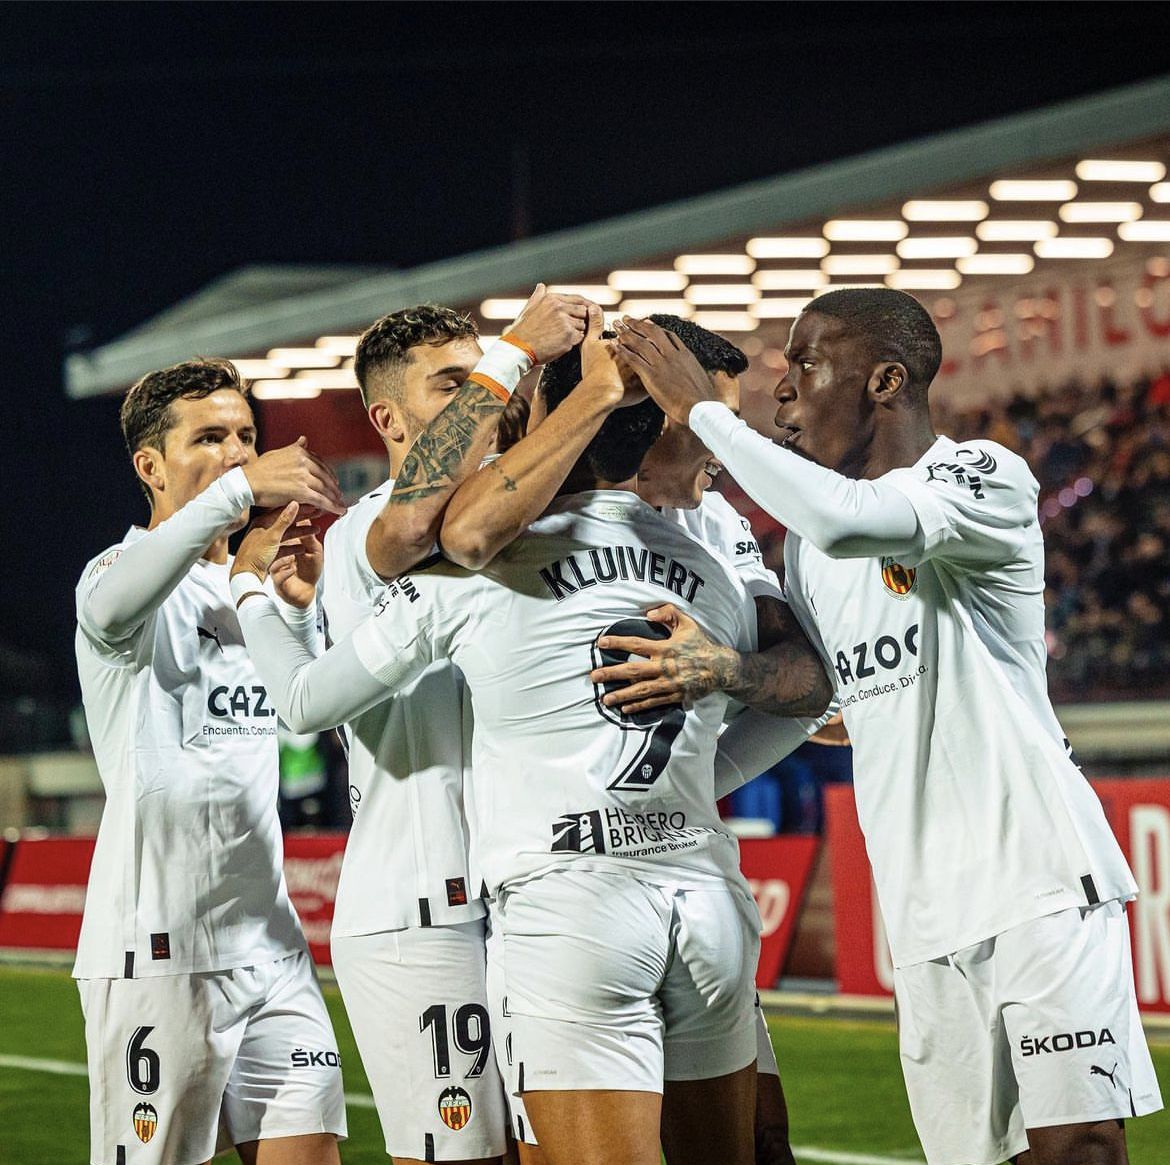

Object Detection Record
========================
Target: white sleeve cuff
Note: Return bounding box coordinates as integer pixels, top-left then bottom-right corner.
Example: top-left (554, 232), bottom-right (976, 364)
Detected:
top-left (230, 571), bottom-right (269, 604)
top-left (217, 466), bottom-right (255, 512)
top-left (472, 339), bottom-right (534, 397)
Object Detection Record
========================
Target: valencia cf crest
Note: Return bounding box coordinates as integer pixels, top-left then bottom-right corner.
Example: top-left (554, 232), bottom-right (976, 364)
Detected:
top-left (880, 557), bottom-right (917, 598)
top-left (133, 1101), bottom-right (158, 1144)
top-left (438, 1085), bottom-right (473, 1131)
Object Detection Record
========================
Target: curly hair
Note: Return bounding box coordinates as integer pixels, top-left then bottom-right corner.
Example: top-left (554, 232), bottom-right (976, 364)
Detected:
top-left (120, 357), bottom-right (249, 501)
top-left (354, 304), bottom-right (479, 406)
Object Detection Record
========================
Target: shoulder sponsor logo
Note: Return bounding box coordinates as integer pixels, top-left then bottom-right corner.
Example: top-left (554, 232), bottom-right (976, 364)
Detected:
top-left (290, 1047), bottom-right (341, 1068)
top-left (880, 558), bottom-right (917, 598)
top-left (1020, 1028), bottom-right (1115, 1057)
top-left (925, 449), bottom-right (994, 499)
top-left (88, 549), bottom-right (123, 580)
top-left (133, 1102), bottom-right (158, 1144)
top-left (734, 539), bottom-right (761, 557)
top-left (438, 1085), bottom-right (473, 1130)
top-left (955, 446), bottom-right (997, 474)
top-left (375, 576), bottom-right (420, 609)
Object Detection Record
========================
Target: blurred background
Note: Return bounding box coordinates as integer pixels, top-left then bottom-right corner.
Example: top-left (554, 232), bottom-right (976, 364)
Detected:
top-left (2, 9), bottom-right (1170, 1158)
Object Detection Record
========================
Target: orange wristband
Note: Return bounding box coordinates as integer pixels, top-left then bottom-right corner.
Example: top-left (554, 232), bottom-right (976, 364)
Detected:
top-left (468, 371), bottom-right (511, 403)
top-left (501, 333), bottom-right (538, 365)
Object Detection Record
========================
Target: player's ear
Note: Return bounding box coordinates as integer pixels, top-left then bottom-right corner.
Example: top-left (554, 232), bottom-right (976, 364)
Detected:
top-left (368, 398), bottom-right (406, 443)
top-left (867, 361), bottom-right (908, 404)
top-left (132, 446), bottom-right (165, 496)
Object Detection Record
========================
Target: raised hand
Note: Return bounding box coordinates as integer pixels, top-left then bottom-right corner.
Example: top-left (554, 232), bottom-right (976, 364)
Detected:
top-left (231, 502), bottom-right (309, 587)
top-left (243, 437), bottom-right (346, 516)
top-left (269, 516), bottom-right (323, 609)
top-left (508, 283), bottom-right (590, 364)
top-left (614, 317), bottom-right (719, 427)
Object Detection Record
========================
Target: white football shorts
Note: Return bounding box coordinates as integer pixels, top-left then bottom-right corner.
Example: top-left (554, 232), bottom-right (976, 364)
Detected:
top-left (331, 919), bottom-right (509, 1161)
top-left (78, 950), bottom-right (345, 1165)
top-left (495, 867), bottom-right (760, 1096)
top-left (895, 898), bottom-right (1163, 1165)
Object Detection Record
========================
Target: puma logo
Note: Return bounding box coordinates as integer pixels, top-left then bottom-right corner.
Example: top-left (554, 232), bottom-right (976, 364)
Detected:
top-left (197, 626), bottom-right (223, 653)
top-left (1090, 1063), bottom-right (1119, 1088)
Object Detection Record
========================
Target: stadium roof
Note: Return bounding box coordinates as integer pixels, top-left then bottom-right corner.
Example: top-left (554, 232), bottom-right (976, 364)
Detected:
top-left (66, 73), bottom-right (1170, 399)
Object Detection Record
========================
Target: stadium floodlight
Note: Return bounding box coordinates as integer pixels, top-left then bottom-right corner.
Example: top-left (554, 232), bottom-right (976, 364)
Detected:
top-left (1150, 183), bottom-right (1170, 203)
top-left (251, 379), bottom-right (323, 400)
top-left (1058, 202), bottom-right (1143, 223)
top-left (618, 299), bottom-right (692, 316)
top-left (684, 284), bottom-right (760, 304)
top-left (814, 283), bottom-right (884, 294)
top-left (896, 237), bottom-right (978, 259)
top-left (902, 200), bottom-right (989, 221)
top-left (608, 270), bottom-right (689, 291)
top-left (689, 310), bottom-right (758, 332)
top-left (976, 220), bottom-right (1059, 241)
top-left (267, 347), bottom-right (342, 369)
top-left (824, 220), bottom-right (908, 241)
top-left (293, 369), bottom-right (358, 390)
top-left (1119, 220), bottom-right (1170, 241)
top-left (1075, 159), bottom-right (1166, 182)
top-left (1034, 237), bottom-right (1114, 258)
top-left (548, 284), bottom-right (622, 303)
top-left (886, 270), bottom-right (962, 290)
top-left (480, 298), bottom-right (530, 319)
top-left (752, 297), bottom-right (814, 318)
top-left (746, 237), bottom-right (830, 259)
top-left (231, 359), bottom-right (290, 379)
top-left (821, 254), bottom-right (900, 276)
top-left (315, 335), bottom-right (360, 356)
top-left (674, 254), bottom-right (756, 275)
top-left (989, 180), bottom-right (1077, 201)
top-left (957, 254), bottom-right (1035, 275)
top-left (752, 270), bottom-right (828, 290)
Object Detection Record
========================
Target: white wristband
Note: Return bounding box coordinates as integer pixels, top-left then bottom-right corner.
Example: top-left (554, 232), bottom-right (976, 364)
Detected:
top-left (468, 338), bottom-right (534, 401)
top-left (230, 571), bottom-right (269, 606)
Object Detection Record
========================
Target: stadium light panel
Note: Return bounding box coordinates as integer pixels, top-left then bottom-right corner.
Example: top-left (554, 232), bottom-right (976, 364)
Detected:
top-left (1034, 237), bottom-right (1114, 258)
top-left (608, 270), bottom-right (689, 291)
top-left (685, 284), bottom-right (760, 304)
top-left (267, 347), bottom-right (342, 369)
top-left (821, 254), bottom-right (900, 276)
top-left (976, 220), bottom-right (1059, 241)
top-left (548, 284), bottom-right (622, 303)
top-left (824, 220), bottom-right (908, 241)
top-left (752, 297), bottom-right (813, 318)
top-left (480, 298), bottom-right (529, 319)
top-left (746, 237), bottom-right (830, 259)
top-left (232, 359), bottom-right (290, 379)
top-left (315, 336), bottom-right (360, 356)
top-left (1150, 183), bottom-right (1170, 203)
top-left (251, 380), bottom-right (323, 400)
top-left (752, 270), bottom-right (828, 290)
top-left (618, 299), bottom-right (692, 316)
top-left (1058, 202), bottom-right (1143, 223)
top-left (1118, 220), bottom-right (1170, 241)
top-left (690, 311), bottom-right (758, 332)
top-left (902, 200), bottom-right (989, 221)
top-left (293, 369), bottom-right (358, 390)
top-left (1076, 159), bottom-right (1166, 182)
top-left (674, 254), bottom-right (756, 275)
top-left (989, 180), bottom-right (1077, 201)
top-left (896, 237), bottom-right (978, 259)
top-left (886, 270), bottom-right (962, 290)
top-left (957, 254), bottom-right (1035, 275)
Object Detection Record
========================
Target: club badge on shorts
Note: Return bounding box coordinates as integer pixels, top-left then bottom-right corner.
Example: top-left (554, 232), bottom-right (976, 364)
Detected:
top-left (438, 1085), bottom-right (473, 1131)
top-left (880, 557), bottom-right (917, 598)
top-left (133, 1101), bottom-right (158, 1144)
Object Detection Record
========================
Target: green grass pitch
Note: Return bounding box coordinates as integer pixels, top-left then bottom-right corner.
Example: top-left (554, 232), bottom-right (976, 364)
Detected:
top-left (0, 965), bottom-right (1166, 1163)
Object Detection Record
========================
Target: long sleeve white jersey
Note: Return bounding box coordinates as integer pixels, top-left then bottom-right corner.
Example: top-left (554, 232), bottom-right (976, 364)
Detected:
top-left (777, 436), bottom-right (1137, 967)
top-left (239, 491), bottom-right (759, 898)
top-left (74, 468), bottom-right (306, 979)
top-left (321, 481), bottom-right (482, 935)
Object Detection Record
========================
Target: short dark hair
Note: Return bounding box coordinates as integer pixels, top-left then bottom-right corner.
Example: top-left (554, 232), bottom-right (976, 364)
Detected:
top-left (538, 315), bottom-right (746, 482)
top-left (120, 357), bottom-right (249, 502)
top-left (354, 304), bottom-right (478, 406)
top-left (804, 288), bottom-right (942, 394)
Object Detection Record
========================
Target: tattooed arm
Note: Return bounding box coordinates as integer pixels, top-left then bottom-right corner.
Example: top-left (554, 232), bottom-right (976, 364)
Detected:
top-left (588, 596), bottom-right (833, 717)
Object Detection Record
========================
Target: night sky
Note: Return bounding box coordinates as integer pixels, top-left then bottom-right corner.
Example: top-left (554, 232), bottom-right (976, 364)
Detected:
top-left (4, 2), bottom-right (1170, 713)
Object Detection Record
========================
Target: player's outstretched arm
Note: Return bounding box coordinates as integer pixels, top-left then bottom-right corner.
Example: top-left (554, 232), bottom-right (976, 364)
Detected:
top-left (589, 597), bottom-right (833, 718)
top-left (231, 504), bottom-right (441, 733)
top-left (440, 304), bottom-right (643, 569)
top-left (81, 467), bottom-right (256, 643)
top-left (714, 703), bottom-right (838, 799)
top-left (366, 285), bottom-right (590, 580)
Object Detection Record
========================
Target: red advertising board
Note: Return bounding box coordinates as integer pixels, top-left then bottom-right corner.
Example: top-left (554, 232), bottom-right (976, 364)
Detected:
top-left (826, 779), bottom-right (1170, 1013)
top-left (282, 833), bottom-right (345, 965)
top-left (740, 835), bottom-right (820, 988)
top-left (0, 835), bottom-right (94, 952)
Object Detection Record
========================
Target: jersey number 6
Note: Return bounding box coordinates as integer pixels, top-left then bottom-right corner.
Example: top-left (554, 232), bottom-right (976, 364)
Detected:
top-left (591, 618), bottom-right (687, 791)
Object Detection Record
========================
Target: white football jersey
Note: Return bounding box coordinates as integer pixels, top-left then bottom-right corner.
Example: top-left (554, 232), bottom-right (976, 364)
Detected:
top-left (322, 483), bottom-right (482, 935)
top-left (783, 436), bottom-right (1137, 968)
top-left (350, 491), bottom-right (758, 896)
top-left (663, 489), bottom-right (782, 602)
top-left (75, 526), bottom-right (304, 978)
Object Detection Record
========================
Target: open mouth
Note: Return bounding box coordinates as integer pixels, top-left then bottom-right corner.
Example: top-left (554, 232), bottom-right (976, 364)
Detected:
top-left (776, 424), bottom-right (801, 448)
